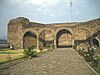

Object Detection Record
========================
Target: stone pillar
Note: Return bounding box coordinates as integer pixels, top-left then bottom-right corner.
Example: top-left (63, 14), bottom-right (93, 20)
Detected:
top-left (72, 35), bottom-right (74, 48)
top-left (54, 39), bottom-right (57, 49)
top-left (72, 39), bottom-right (74, 48)
top-left (37, 34), bottom-right (39, 49)
top-left (54, 33), bottom-right (57, 49)
top-left (20, 39), bottom-right (23, 48)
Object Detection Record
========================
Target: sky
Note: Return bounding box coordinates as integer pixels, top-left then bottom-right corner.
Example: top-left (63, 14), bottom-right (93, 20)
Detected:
top-left (0, 0), bottom-right (100, 40)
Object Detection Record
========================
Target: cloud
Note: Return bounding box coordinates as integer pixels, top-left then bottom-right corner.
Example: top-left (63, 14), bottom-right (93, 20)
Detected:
top-left (8, 0), bottom-right (60, 8)
top-left (64, 0), bottom-right (87, 7)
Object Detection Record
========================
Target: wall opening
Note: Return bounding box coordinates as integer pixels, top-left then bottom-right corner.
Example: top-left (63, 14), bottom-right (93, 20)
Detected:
top-left (56, 29), bottom-right (72, 48)
top-left (23, 31), bottom-right (37, 48)
top-left (92, 38), bottom-right (99, 47)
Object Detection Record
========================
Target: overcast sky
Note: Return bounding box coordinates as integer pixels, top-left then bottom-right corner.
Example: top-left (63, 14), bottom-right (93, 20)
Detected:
top-left (0, 0), bottom-right (100, 39)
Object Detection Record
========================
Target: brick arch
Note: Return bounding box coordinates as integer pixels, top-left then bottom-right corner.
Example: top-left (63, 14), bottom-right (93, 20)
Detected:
top-left (93, 30), bottom-right (100, 37)
top-left (23, 30), bottom-right (37, 48)
top-left (39, 28), bottom-right (55, 35)
top-left (94, 25), bottom-right (100, 34)
top-left (91, 37), bottom-right (100, 47)
top-left (74, 28), bottom-right (91, 40)
top-left (56, 27), bottom-right (73, 35)
top-left (56, 29), bottom-right (72, 48)
top-left (39, 28), bottom-right (55, 48)
top-left (23, 29), bottom-right (38, 37)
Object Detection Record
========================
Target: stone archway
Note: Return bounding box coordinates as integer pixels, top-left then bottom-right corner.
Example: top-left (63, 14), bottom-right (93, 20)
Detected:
top-left (74, 28), bottom-right (90, 40)
top-left (74, 28), bottom-right (90, 48)
top-left (39, 30), bottom-right (54, 48)
top-left (91, 30), bottom-right (100, 47)
top-left (56, 29), bottom-right (72, 48)
top-left (23, 31), bottom-right (37, 48)
top-left (91, 37), bottom-right (100, 47)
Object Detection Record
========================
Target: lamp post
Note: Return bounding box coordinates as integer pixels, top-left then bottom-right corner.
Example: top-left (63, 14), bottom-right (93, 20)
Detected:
top-left (70, 0), bottom-right (73, 21)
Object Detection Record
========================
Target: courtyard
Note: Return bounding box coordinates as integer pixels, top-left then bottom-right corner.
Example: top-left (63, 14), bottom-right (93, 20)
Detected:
top-left (0, 48), bottom-right (98, 75)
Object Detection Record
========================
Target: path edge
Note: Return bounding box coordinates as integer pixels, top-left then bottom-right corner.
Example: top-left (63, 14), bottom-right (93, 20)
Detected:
top-left (73, 49), bottom-right (99, 75)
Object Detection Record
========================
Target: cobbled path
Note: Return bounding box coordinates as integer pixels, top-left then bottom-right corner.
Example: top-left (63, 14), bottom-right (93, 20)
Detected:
top-left (0, 48), bottom-right (98, 75)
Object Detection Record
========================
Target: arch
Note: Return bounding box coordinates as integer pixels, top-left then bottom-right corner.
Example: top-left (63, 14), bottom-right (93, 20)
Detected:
top-left (23, 31), bottom-right (37, 48)
top-left (23, 29), bottom-right (38, 37)
top-left (91, 37), bottom-right (100, 47)
top-left (74, 28), bottom-right (90, 40)
top-left (56, 27), bottom-right (73, 35)
top-left (56, 29), bottom-right (72, 48)
top-left (93, 30), bottom-right (100, 37)
top-left (91, 30), bottom-right (100, 47)
top-left (39, 28), bottom-right (55, 35)
top-left (39, 29), bottom-right (55, 48)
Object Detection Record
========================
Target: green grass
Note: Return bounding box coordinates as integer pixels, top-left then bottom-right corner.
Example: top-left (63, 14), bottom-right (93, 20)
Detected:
top-left (0, 48), bottom-right (51, 64)
top-left (0, 48), bottom-right (24, 64)
top-left (0, 51), bottom-right (17, 54)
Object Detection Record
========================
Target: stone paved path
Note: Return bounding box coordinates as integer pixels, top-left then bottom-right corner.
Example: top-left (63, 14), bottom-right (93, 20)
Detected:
top-left (0, 48), bottom-right (98, 75)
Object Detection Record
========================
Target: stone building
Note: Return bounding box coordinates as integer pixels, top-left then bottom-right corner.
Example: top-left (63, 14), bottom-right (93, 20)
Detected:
top-left (8, 17), bottom-right (100, 49)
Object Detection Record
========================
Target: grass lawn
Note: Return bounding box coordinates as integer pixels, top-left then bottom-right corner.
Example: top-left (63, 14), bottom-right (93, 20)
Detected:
top-left (0, 48), bottom-right (24, 64)
top-left (0, 48), bottom-right (50, 64)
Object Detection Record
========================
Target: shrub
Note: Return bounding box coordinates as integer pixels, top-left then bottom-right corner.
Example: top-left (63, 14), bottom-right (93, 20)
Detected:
top-left (23, 46), bottom-right (37, 58)
top-left (40, 47), bottom-right (43, 53)
top-left (84, 48), bottom-right (95, 62)
top-left (84, 52), bottom-right (92, 62)
top-left (48, 45), bottom-right (51, 51)
top-left (51, 44), bottom-right (55, 49)
top-left (78, 48), bottom-right (85, 56)
top-left (92, 57), bottom-right (100, 67)
top-left (47, 44), bottom-right (55, 51)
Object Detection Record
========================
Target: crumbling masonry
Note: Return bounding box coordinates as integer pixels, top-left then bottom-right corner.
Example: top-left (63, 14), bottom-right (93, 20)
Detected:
top-left (8, 17), bottom-right (100, 49)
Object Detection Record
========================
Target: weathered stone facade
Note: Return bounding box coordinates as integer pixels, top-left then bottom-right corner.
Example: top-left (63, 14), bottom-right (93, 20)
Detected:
top-left (8, 17), bottom-right (100, 49)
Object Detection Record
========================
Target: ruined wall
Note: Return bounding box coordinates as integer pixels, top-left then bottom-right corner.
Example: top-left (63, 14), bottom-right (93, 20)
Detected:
top-left (8, 17), bottom-right (30, 49)
top-left (8, 17), bottom-right (100, 49)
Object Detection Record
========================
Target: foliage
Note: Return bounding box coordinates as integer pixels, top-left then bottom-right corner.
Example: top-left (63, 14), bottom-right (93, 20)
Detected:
top-left (92, 57), bottom-right (100, 67)
top-left (84, 48), bottom-right (95, 62)
top-left (51, 44), bottom-right (55, 49)
top-left (77, 47), bottom-right (100, 74)
top-left (78, 48), bottom-right (85, 56)
top-left (23, 46), bottom-right (37, 58)
top-left (40, 47), bottom-right (43, 53)
top-left (48, 44), bottom-right (55, 51)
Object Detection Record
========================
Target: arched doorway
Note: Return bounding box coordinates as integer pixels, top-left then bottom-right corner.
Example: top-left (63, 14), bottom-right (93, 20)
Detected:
top-left (92, 30), bottom-right (100, 47)
top-left (39, 30), bottom-right (54, 48)
top-left (92, 38), bottom-right (99, 47)
top-left (23, 31), bottom-right (37, 48)
top-left (56, 29), bottom-right (72, 48)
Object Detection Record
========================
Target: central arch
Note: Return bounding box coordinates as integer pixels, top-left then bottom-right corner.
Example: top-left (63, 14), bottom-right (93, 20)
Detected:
top-left (39, 29), bottom-right (54, 48)
top-left (56, 29), bottom-right (72, 48)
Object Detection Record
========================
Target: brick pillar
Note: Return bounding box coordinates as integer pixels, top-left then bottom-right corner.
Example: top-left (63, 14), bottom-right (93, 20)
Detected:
top-left (54, 39), bottom-right (57, 49)
top-left (54, 33), bottom-right (57, 49)
top-left (37, 34), bottom-right (39, 49)
top-left (20, 39), bottom-right (23, 48)
top-left (72, 39), bottom-right (74, 48)
top-left (72, 35), bottom-right (74, 48)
